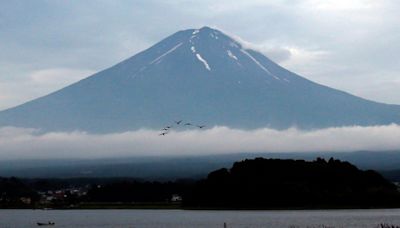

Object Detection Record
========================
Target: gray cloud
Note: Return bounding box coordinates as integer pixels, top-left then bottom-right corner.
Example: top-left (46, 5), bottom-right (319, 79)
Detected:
top-left (263, 47), bottom-right (292, 63)
top-left (0, 125), bottom-right (400, 160)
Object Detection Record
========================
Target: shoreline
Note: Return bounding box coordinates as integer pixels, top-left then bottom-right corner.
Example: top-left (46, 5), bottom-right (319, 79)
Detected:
top-left (2, 203), bottom-right (400, 211)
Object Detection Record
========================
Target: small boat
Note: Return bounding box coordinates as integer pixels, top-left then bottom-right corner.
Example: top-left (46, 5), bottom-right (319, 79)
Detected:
top-left (37, 221), bottom-right (55, 226)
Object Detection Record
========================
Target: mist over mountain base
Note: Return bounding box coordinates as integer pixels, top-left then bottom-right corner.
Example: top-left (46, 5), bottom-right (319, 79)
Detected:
top-left (1, 151), bottom-right (400, 181)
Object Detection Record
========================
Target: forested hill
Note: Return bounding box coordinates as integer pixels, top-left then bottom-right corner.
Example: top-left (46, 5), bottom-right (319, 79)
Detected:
top-left (184, 158), bottom-right (400, 209)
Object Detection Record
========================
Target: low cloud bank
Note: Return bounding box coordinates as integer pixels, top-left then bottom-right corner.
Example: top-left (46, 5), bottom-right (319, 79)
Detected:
top-left (0, 125), bottom-right (400, 160)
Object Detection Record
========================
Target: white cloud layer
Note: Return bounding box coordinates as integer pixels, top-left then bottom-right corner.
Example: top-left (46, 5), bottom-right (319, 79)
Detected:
top-left (0, 125), bottom-right (400, 160)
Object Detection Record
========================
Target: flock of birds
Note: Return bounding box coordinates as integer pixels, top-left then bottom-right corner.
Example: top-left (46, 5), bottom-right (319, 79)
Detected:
top-left (159, 120), bottom-right (206, 136)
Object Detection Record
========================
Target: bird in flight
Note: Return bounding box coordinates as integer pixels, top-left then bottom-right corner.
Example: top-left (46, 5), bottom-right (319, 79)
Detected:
top-left (197, 125), bottom-right (206, 129)
top-left (159, 132), bottom-right (168, 136)
top-left (175, 120), bottom-right (182, 125)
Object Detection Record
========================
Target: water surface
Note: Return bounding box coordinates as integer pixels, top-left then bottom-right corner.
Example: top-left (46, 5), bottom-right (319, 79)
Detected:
top-left (1, 209), bottom-right (400, 227)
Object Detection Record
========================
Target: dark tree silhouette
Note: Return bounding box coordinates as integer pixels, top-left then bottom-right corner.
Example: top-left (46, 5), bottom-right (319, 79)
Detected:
top-left (184, 158), bottom-right (400, 209)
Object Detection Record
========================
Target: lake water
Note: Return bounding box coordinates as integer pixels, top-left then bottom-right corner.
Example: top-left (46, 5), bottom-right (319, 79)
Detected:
top-left (1, 209), bottom-right (400, 227)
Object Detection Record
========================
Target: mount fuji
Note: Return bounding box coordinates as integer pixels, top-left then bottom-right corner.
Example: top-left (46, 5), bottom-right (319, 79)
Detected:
top-left (1, 26), bottom-right (399, 133)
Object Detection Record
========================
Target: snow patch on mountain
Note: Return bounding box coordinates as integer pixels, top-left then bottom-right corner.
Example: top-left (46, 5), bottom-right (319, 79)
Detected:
top-left (240, 49), bottom-right (280, 80)
top-left (196, 53), bottom-right (211, 71)
top-left (150, 42), bottom-right (183, 64)
top-left (230, 42), bottom-right (240, 48)
top-left (227, 50), bottom-right (238, 60)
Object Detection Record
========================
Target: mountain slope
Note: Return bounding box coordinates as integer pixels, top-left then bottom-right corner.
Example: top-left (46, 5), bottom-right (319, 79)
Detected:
top-left (0, 26), bottom-right (399, 132)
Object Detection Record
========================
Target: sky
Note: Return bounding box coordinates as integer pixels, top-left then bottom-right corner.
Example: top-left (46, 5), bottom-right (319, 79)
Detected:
top-left (1, 0), bottom-right (400, 111)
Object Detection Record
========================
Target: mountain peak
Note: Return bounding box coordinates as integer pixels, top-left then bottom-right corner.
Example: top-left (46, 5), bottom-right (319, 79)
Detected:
top-left (175, 26), bottom-right (239, 47)
top-left (185, 26), bottom-right (229, 42)
top-left (1, 27), bottom-right (399, 132)
top-left (199, 25), bottom-right (214, 30)
top-left (191, 26), bottom-right (220, 34)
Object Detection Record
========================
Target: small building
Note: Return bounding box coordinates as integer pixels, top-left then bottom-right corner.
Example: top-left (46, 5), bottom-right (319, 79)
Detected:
top-left (171, 194), bottom-right (182, 202)
top-left (20, 197), bottom-right (31, 204)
